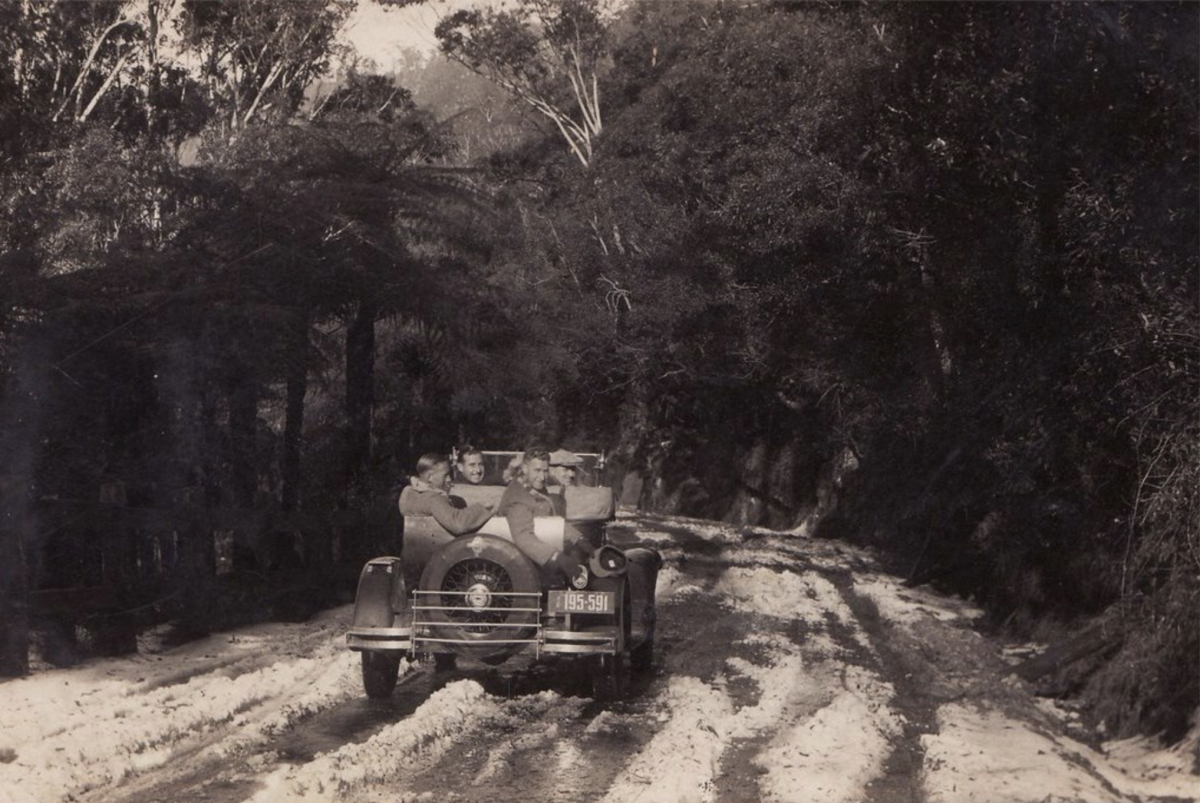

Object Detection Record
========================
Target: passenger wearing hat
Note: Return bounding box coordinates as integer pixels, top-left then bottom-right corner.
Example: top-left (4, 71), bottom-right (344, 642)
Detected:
top-left (548, 448), bottom-right (583, 490)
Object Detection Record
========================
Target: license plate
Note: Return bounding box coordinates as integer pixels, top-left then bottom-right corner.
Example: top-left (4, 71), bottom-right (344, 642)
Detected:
top-left (549, 590), bottom-right (614, 614)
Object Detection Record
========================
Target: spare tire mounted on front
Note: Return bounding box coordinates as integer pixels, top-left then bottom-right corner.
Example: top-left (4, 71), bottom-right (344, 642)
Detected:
top-left (417, 534), bottom-right (540, 663)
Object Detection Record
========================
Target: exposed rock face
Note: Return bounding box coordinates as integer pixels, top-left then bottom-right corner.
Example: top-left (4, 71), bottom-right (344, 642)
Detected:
top-left (632, 428), bottom-right (858, 532)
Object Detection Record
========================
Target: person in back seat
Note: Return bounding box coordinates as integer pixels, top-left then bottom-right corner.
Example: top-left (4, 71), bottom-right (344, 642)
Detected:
top-left (399, 453), bottom-right (493, 535)
top-left (497, 447), bottom-right (586, 582)
top-left (548, 448), bottom-right (583, 490)
top-left (455, 445), bottom-right (487, 485)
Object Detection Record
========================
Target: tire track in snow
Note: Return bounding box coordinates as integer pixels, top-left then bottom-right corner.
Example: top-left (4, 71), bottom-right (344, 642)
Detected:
top-left (377, 667), bottom-right (667, 803)
top-left (829, 570), bottom-right (935, 803)
top-left (247, 679), bottom-right (509, 801)
top-left (81, 650), bottom-right (417, 803)
top-left (592, 555), bottom-right (902, 803)
top-left (707, 542), bottom-right (921, 803)
top-left (6, 645), bottom-right (358, 803)
top-left (397, 689), bottom-right (593, 802)
top-left (712, 632), bottom-right (837, 802)
top-left (753, 665), bottom-right (903, 803)
top-left (132, 666), bottom-right (434, 803)
top-left (709, 568), bottom-right (903, 803)
top-left (599, 675), bottom-right (734, 803)
top-left (246, 682), bottom-right (597, 802)
top-left (656, 546), bottom-right (905, 803)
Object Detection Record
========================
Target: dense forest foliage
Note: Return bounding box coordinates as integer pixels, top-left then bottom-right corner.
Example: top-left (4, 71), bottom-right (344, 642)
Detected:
top-left (0, 0), bottom-right (1195, 741)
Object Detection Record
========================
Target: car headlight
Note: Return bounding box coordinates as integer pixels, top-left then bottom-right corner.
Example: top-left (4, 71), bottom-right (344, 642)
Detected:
top-left (588, 545), bottom-right (628, 578)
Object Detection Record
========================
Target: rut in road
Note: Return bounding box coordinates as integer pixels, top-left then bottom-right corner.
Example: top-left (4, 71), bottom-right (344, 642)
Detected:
top-left (9, 515), bottom-right (1194, 803)
top-left (89, 665), bottom-right (433, 803)
top-left (282, 522), bottom-right (912, 803)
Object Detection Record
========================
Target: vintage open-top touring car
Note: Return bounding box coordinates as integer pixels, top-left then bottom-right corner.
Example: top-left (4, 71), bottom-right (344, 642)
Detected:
top-left (346, 451), bottom-right (661, 701)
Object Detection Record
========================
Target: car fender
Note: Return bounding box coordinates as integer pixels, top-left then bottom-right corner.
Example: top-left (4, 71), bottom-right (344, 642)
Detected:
top-left (623, 547), bottom-right (663, 646)
top-left (351, 556), bottom-right (406, 630)
top-left (575, 573), bottom-right (630, 654)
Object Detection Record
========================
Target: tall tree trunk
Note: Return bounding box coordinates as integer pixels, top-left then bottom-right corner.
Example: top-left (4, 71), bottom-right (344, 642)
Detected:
top-left (227, 368), bottom-right (259, 510)
top-left (344, 300), bottom-right (376, 504)
top-left (144, 0), bottom-right (163, 140)
top-left (13, 0), bottom-right (30, 104)
top-left (0, 476), bottom-right (30, 677)
top-left (0, 336), bottom-right (47, 676)
top-left (200, 388), bottom-right (222, 508)
top-left (281, 308), bottom-right (309, 512)
top-left (165, 359), bottom-right (217, 635)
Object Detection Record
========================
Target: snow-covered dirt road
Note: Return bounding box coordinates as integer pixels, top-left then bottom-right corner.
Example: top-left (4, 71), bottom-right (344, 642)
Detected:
top-left (1, 514), bottom-right (1195, 803)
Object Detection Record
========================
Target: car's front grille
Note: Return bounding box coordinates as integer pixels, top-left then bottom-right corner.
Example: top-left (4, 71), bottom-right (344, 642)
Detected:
top-left (410, 589), bottom-right (543, 647)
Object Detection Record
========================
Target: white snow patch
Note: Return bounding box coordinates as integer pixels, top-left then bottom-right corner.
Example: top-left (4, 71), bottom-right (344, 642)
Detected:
top-left (1002, 642), bottom-right (1049, 665)
top-left (585, 709), bottom-right (624, 735)
top-left (600, 676), bottom-right (733, 803)
top-left (742, 524), bottom-right (814, 541)
top-left (922, 702), bottom-right (1126, 803)
top-left (251, 680), bottom-right (502, 801)
top-left (755, 665), bottom-right (903, 803)
top-left (251, 685), bottom-right (573, 802)
top-left (740, 528), bottom-right (878, 572)
top-left (216, 650), bottom-right (363, 757)
top-left (680, 521), bottom-right (743, 544)
top-left (854, 574), bottom-right (985, 627)
top-left (1033, 698), bottom-right (1199, 799)
top-left (655, 565), bottom-right (704, 601)
top-left (714, 568), bottom-right (860, 638)
top-left (0, 649), bottom-right (356, 803)
top-left (1064, 728), bottom-right (1200, 801)
top-left (634, 517), bottom-right (743, 545)
top-left (473, 721), bottom-right (560, 784)
top-left (725, 633), bottom-right (819, 739)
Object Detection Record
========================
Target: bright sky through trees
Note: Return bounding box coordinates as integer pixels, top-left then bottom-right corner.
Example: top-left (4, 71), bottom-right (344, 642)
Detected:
top-left (342, 0), bottom-right (472, 66)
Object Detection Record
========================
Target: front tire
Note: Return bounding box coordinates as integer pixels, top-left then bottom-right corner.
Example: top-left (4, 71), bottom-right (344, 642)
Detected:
top-left (630, 628), bottom-right (655, 672)
top-left (591, 652), bottom-right (628, 702)
top-left (362, 651), bottom-right (401, 698)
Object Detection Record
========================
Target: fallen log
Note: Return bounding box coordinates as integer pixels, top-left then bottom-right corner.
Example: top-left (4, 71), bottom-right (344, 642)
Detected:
top-left (1012, 620), bottom-right (1124, 685)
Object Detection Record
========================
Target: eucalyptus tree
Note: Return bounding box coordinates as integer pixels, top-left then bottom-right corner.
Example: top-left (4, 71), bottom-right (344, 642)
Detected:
top-left (177, 0), bottom-right (354, 135)
top-left (0, 0), bottom-right (208, 150)
top-left (436, 0), bottom-right (614, 167)
top-left (1, 0), bottom-right (354, 513)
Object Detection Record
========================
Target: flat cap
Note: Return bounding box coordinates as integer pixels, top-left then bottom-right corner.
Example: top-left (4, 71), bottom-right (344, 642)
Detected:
top-left (549, 448), bottom-right (584, 466)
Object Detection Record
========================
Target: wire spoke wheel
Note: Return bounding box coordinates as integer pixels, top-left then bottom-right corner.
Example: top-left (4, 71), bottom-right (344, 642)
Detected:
top-left (418, 534), bottom-right (541, 663)
top-left (440, 559), bottom-right (515, 633)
